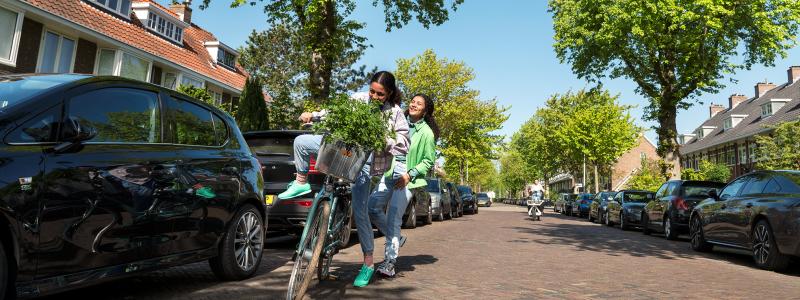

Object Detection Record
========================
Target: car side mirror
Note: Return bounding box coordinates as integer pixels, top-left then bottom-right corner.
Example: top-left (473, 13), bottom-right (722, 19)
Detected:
top-left (54, 117), bottom-right (97, 152)
top-left (708, 189), bottom-right (720, 201)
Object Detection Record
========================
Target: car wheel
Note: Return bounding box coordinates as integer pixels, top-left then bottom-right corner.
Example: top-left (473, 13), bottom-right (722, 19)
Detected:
top-left (209, 204), bottom-right (264, 280)
top-left (605, 211), bottom-right (613, 227)
top-left (437, 201), bottom-right (445, 221)
top-left (752, 220), bottom-right (790, 271)
top-left (689, 214), bottom-right (713, 252)
top-left (642, 213), bottom-right (651, 235)
top-left (664, 215), bottom-right (678, 240)
top-left (588, 210), bottom-right (595, 222)
top-left (474, 205), bottom-right (479, 214)
top-left (458, 205), bottom-right (464, 217)
top-left (425, 201), bottom-right (433, 225)
top-left (619, 212), bottom-right (629, 230)
top-left (403, 202), bottom-right (417, 229)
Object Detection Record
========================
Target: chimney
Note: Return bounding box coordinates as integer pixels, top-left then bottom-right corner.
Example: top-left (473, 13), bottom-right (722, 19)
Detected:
top-left (170, 0), bottom-right (192, 24)
top-left (728, 94), bottom-right (747, 109)
top-left (788, 66), bottom-right (800, 83)
top-left (709, 103), bottom-right (725, 118)
top-left (755, 82), bottom-right (776, 98)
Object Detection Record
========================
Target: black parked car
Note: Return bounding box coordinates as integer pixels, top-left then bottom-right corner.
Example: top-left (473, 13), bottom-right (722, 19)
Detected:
top-left (689, 171), bottom-right (800, 271)
top-left (243, 131), bottom-right (345, 235)
top-left (402, 185), bottom-right (433, 228)
top-left (445, 182), bottom-right (464, 218)
top-left (458, 185), bottom-right (478, 214)
top-left (588, 191), bottom-right (617, 223)
top-left (427, 178), bottom-right (453, 221)
top-left (643, 180), bottom-right (724, 239)
top-left (605, 190), bottom-right (655, 230)
top-left (0, 74), bottom-right (266, 298)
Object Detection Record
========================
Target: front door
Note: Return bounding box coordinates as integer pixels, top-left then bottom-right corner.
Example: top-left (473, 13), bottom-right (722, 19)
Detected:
top-left (37, 86), bottom-right (174, 278)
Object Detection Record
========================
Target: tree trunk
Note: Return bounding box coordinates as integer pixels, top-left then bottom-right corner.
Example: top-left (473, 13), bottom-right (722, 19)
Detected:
top-left (656, 98), bottom-right (682, 180)
top-left (459, 161), bottom-right (465, 185)
top-left (594, 164), bottom-right (599, 193)
top-left (308, 0), bottom-right (335, 103)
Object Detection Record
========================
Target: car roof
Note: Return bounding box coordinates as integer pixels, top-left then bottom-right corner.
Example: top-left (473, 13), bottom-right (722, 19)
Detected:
top-left (243, 130), bottom-right (314, 139)
top-left (619, 189), bottom-right (655, 193)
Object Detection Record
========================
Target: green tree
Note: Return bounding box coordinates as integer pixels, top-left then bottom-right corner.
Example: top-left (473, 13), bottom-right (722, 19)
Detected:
top-left (626, 159), bottom-right (663, 192)
top-left (235, 77), bottom-right (269, 132)
top-left (499, 149), bottom-right (528, 198)
top-left (756, 120), bottom-right (800, 170)
top-left (177, 85), bottom-right (233, 114)
top-left (550, 0), bottom-right (800, 178)
top-left (209, 0), bottom-right (463, 103)
top-left (396, 50), bottom-right (509, 183)
top-left (681, 160), bottom-right (731, 182)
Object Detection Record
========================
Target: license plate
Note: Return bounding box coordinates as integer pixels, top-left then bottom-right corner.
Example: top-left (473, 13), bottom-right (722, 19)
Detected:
top-left (266, 195), bottom-right (275, 205)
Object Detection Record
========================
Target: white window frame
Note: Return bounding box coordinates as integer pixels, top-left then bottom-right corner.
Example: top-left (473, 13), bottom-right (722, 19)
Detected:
top-left (178, 73), bottom-right (204, 89)
top-left (161, 70), bottom-right (178, 89)
top-left (0, 4), bottom-right (24, 67)
top-left (90, 0), bottom-right (131, 19)
top-left (144, 11), bottom-right (183, 44)
top-left (762, 103), bottom-right (773, 117)
top-left (36, 29), bottom-right (77, 73)
top-left (92, 48), bottom-right (152, 82)
top-left (738, 146), bottom-right (747, 164)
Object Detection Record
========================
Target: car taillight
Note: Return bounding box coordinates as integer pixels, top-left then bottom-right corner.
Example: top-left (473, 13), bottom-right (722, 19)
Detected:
top-left (308, 155), bottom-right (320, 175)
top-left (675, 197), bottom-right (688, 211)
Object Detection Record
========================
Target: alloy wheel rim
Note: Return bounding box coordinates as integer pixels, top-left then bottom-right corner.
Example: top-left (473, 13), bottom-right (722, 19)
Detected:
top-left (753, 224), bottom-right (770, 265)
top-left (665, 218), bottom-right (671, 237)
top-left (690, 217), bottom-right (701, 248)
top-left (234, 211), bottom-right (263, 271)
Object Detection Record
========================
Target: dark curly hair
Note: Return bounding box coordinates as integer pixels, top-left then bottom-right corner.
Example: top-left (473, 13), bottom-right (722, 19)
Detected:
top-left (370, 71), bottom-right (403, 106)
top-left (406, 93), bottom-right (440, 141)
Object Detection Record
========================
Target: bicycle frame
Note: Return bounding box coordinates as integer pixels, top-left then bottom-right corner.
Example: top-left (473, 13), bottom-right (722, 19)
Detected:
top-left (293, 175), bottom-right (351, 260)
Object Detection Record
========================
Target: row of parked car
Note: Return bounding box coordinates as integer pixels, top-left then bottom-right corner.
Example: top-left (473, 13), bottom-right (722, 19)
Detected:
top-left (552, 170), bottom-right (800, 272)
top-left (0, 74), bottom-right (483, 298)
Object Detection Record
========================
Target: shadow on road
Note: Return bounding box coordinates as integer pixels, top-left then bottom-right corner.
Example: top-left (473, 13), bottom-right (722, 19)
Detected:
top-left (308, 254), bottom-right (437, 299)
top-left (507, 211), bottom-right (800, 276)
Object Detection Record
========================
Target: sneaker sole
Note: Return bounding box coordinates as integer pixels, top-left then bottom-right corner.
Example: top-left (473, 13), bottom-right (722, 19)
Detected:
top-left (279, 189), bottom-right (312, 200)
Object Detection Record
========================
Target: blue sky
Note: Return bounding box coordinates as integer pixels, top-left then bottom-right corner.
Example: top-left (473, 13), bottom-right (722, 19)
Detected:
top-left (179, 0), bottom-right (800, 145)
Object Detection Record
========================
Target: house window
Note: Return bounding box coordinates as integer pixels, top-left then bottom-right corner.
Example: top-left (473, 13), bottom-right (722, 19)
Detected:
top-left (174, 28), bottom-right (183, 42)
top-left (166, 23), bottom-right (174, 39)
top-left (0, 5), bottom-right (24, 67)
top-left (38, 31), bottom-right (76, 73)
top-left (163, 72), bottom-right (178, 89)
top-left (724, 118), bottom-right (732, 130)
top-left (217, 49), bottom-right (236, 69)
top-left (147, 12), bottom-right (156, 28)
top-left (90, 0), bottom-right (131, 18)
top-left (762, 103), bottom-right (773, 117)
top-left (157, 17), bottom-right (166, 34)
top-left (209, 90), bottom-right (223, 105)
top-left (738, 147), bottom-right (747, 164)
top-left (750, 143), bottom-right (757, 163)
top-left (96, 49), bottom-right (116, 75)
top-left (180, 75), bottom-right (203, 88)
top-left (144, 12), bottom-right (183, 43)
top-left (119, 52), bottom-right (150, 81)
top-left (95, 48), bottom-right (151, 82)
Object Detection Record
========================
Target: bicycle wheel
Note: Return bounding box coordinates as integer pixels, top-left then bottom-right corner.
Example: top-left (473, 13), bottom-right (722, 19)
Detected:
top-left (318, 197), bottom-right (351, 280)
top-left (287, 200), bottom-right (330, 300)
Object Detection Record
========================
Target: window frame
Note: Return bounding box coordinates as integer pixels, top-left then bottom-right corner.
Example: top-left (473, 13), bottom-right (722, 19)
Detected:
top-left (179, 73), bottom-right (204, 89)
top-left (0, 3), bottom-right (24, 67)
top-left (93, 48), bottom-right (152, 82)
top-left (36, 29), bottom-right (78, 74)
top-left (89, 0), bottom-right (131, 19)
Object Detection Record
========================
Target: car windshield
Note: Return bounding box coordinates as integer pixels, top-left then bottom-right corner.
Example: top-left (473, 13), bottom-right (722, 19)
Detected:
top-left (457, 186), bottom-right (472, 195)
top-left (682, 182), bottom-right (725, 198)
top-left (624, 192), bottom-right (653, 203)
top-left (476, 193), bottom-right (489, 199)
top-left (580, 194), bottom-right (595, 200)
top-left (597, 192), bottom-right (617, 200)
top-left (427, 179), bottom-right (441, 192)
top-left (246, 137), bottom-right (295, 157)
top-left (0, 74), bottom-right (87, 113)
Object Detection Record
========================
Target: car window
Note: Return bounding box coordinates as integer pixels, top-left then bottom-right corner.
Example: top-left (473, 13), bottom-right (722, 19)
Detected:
top-left (427, 179), bottom-right (441, 192)
top-left (6, 105), bottom-right (61, 143)
top-left (0, 74), bottom-right (87, 113)
top-left (777, 173), bottom-right (800, 194)
top-left (247, 136), bottom-right (294, 156)
top-left (655, 183), bottom-right (668, 198)
top-left (719, 177), bottom-right (749, 200)
top-left (212, 113), bottom-right (228, 145)
top-left (740, 173), bottom-right (772, 196)
top-left (762, 179), bottom-right (783, 194)
top-left (67, 88), bottom-right (160, 143)
top-left (681, 182), bottom-right (725, 198)
top-left (666, 182), bottom-right (679, 196)
top-left (169, 96), bottom-right (216, 146)
top-left (613, 193), bottom-right (622, 202)
top-left (623, 192), bottom-right (653, 203)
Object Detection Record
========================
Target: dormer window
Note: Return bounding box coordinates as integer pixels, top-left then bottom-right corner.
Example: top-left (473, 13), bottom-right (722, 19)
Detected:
top-left (760, 98), bottom-right (791, 117)
top-left (89, 0), bottom-right (132, 18)
top-left (695, 126), bottom-right (716, 139)
top-left (723, 114), bottom-right (748, 130)
top-left (132, 3), bottom-right (187, 44)
top-left (678, 134), bottom-right (696, 145)
top-left (204, 41), bottom-right (238, 70)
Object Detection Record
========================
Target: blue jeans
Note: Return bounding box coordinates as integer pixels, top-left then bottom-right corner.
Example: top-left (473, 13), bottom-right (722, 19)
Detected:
top-left (367, 163), bottom-right (409, 262)
top-left (293, 134), bottom-right (375, 255)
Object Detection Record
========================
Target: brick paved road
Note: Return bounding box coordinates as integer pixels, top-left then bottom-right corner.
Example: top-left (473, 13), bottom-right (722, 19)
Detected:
top-left (42, 204), bottom-right (800, 299)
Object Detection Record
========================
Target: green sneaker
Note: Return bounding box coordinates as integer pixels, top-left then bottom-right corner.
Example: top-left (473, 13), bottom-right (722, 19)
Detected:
top-left (353, 265), bottom-right (374, 287)
top-left (278, 180), bottom-right (311, 199)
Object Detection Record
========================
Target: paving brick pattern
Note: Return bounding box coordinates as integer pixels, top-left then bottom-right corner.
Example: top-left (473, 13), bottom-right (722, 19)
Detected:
top-left (41, 204), bottom-right (800, 299)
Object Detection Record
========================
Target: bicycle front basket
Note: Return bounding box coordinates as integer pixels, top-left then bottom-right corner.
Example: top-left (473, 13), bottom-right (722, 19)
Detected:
top-left (315, 139), bottom-right (369, 182)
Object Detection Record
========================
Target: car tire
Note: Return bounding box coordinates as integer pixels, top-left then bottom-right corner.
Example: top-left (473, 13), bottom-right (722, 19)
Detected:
top-left (689, 214), bottom-right (713, 252)
top-left (474, 205), bottom-right (479, 214)
top-left (209, 204), bottom-right (264, 281)
top-left (458, 205), bottom-right (464, 217)
top-left (642, 213), bottom-right (651, 235)
top-left (664, 215), bottom-right (678, 240)
top-left (605, 211), bottom-right (614, 227)
top-left (752, 220), bottom-right (790, 271)
top-left (588, 211), bottom-right (595, 222)
top-left (403, 202), bottom-right (417, 229)
top-left (619, 212), bottom-right (629, 230)
top-left (437, 201), bottom-right (445, 221)
top-left (425, 201), bottom-right (433, 225)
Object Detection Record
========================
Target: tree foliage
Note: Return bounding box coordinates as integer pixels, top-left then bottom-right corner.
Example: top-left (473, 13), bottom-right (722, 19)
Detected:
top-left (681, 160), bottom-right (731, 183)
top-left (756, 120), bottom-right (800, 170)
top-left (550, 0), bottom-right (800, 178)
top-left (212, 0), bottom-right (463, 103)
top-left (499, 149), bottom-right (528, 197)
top-left (235, 77), bottom-right (269, 132)
top-left (396, 50), bottom-right (509, 183)
top-left (177, 85), bottom-right (233, 115)
top-left (626, 159), bottom-right (663, 192)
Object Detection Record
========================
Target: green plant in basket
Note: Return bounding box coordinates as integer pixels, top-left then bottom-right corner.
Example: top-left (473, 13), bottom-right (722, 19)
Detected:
top-left (314, 94), bottom-right (391, 151)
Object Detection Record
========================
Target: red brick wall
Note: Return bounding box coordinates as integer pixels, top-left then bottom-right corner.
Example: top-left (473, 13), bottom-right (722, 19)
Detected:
top-left (611, 136), bottom-right (660, 190)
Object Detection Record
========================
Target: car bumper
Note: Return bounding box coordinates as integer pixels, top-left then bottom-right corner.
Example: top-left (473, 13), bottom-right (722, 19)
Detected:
top-left (624, 211), bottom-right (645, 225)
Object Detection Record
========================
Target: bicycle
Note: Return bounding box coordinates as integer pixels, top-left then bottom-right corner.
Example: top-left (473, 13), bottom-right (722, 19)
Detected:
top-left (286, 139), bottom-right (366, 300)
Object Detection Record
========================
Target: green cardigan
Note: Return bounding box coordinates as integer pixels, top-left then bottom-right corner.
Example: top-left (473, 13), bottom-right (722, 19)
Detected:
top-left (406, 119), bottom-right (437, 189)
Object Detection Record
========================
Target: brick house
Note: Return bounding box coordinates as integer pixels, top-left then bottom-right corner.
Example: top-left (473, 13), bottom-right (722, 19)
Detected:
top-left (0, 0), bottom-right (246, 105)
top-left (548, 135), bottom-right (660, 193)
top-left (679, 66), bottom-right (800, 180)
